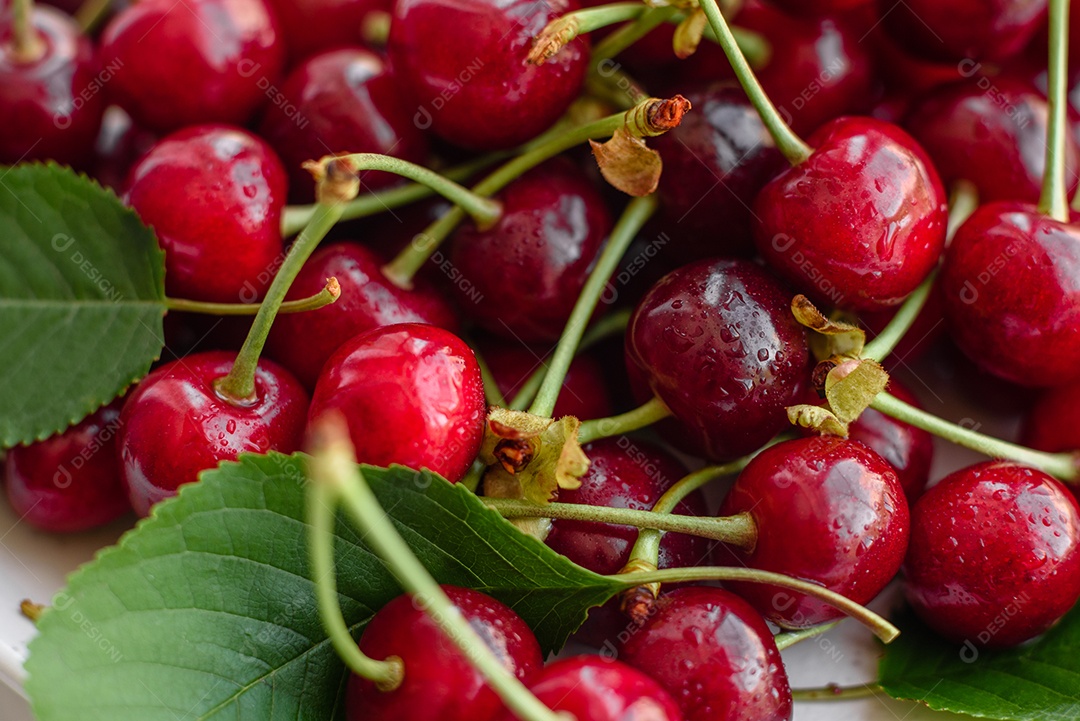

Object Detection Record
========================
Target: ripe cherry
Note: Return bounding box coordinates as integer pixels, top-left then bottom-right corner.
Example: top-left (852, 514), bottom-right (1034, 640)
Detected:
top-left (266, 0), bottom-right (389, 63)
top-left (91, 107), bottom-right (157, 193)
top-left (618, 586), bottom-right (793, 721)
top-left (265, 242), bottom-right (458, 390)
top-left (493, 656), bottom-right (683, 721)
top-left (904, 461), bottom-right (1080, 647)
top-left (387, 0), bottom-right (589, 150)
top-left (479, 341), bottom-right (613, 420)
top-left (5, 401), bottom-right (130, 532)
top-left (1022, 382), bottom-right (1080, 456)
top-left (117, 351), bottom-right (309, 516)
top-left (718, 436), bottom-right (910, 628)
top-left (348, 586), bottom-right (542, 721)
top-left (99, 0), bottom-right (284, 132)
top-left (308, 323), bottom-right (486, 483)
top-left (124, 125), bottom-right (287, 303)
top-left (879, 0), bottom-right (1047, 63)
top-left (625, 258), bottom-right (811, 461)
top-left (770, 0), bottom-right (872, 15)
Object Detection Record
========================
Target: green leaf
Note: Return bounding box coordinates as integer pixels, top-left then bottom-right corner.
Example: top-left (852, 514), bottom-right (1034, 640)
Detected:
top-left (0, 163), bottom-right (165, 447)
top-left (879, 607), bottom-right (1080, 720)
top-left (26, 453), bottom-right (620, 721)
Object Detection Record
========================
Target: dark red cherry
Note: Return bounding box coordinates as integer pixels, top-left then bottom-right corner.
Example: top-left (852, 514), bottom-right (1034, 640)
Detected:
top-left (267, 0), bottom-right (390, 63)
top-left (348, 586), bottom-right (542, 721)
top-left (904, 77), bottom-right (1080, 205)
top-left (308, 323), bottom-right (486, 482)
top-left (1022, 382), bottom-right (1080, 455)
top-left (91, 107), bottom-right (157, 193)
top-left (479, 341), bottom-right (612, 420)
top-left (904, 461), bottom-right (1080, 647)
top-left (625, 258), bottom-right (811, 461)
top-left (493, 656), bottom-right (683, 721)
top-left (265, 242), bottom-right (458, 390)
top-left (717, 436), bottom-right (910, 628)
top-left (753, 116), bottom-right (948, 312)
top-left (448, 160), bottom-right (612, 342)
top-left (100, 0), bottom-right (284, 132)
top-left (5, 401), bottom-right (130, 532)
top-left (125, 125), bottom-right (287, 303)
top-left (0, 5), bottom-right (104, 167)
top-left (387, 0), bottom-right (589, 150)
top-left (770, 0), bottom-right (873, 15)
top-left (879, 0), bottom-right (1047, 63)
top-left (117, 351), bottom-right (308, 516)
top-left (618, 586), bottom-right (793, 721)
top-left (940, 202), bottom-right (1080, 387)
top-left (258, 47), bottom-right (429, 202)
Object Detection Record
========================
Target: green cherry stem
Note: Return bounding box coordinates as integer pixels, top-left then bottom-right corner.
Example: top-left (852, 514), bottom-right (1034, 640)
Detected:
top-left (165, 277), bottom-right (340, 316)
top-left (307, 417), bottom-right (564, 721)
top-left (592, 5), bottom-right (679, 63)
top-left (789, 684), bottom-right (882, 701)
top-left (773, 620), bottom-right (841, 651)
top-left (529, 196), bottom-right (659, 418)
top-left (10, 0), bottom-right (46, 63)
top-left (697, 0), bottom-right (811, 165)
top-left (871, 392), bottom-right (1080, 481)
top-left (577, 397), bottom-right (672, 444)
top-left (1041, 0), bottom-right (1070, 221)
top-left (74, 0), bottom-right (112, 33)
top-left (530, 2), bottom-right (647, 64)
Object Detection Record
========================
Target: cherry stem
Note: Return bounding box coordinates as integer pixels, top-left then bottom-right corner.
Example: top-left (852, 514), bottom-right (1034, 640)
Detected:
top-left (697, 0), bottom-right (811, 165)
top-left (306, 417), bottom-right (565, 721)
top-left (790, 683), bottom-right (882, 701)
top-left (531, 2), bottom-right (646, 64)
top-left (20, 599), bottom-right (44, 623)
top-left (74, 0), bottom-right (112, 33)
top-left (592, 5), bottom-right (678, 63)
top-left (773, 620), bottom-right (841, 651)
top-left (576, 396), bottom-right (672, 443)
top-left (9, 0), bottom-right (46, 63)
top-left (1040, 0), bottom-right (1071, 222)
top-left (165, 277), bottom-right (340, 316)
top-left (528, 196), bottom-right (659, 417)
top-left (871, 391), bottom-right (1080, 481)
top-left (612, 567), bottom-right (900, 643)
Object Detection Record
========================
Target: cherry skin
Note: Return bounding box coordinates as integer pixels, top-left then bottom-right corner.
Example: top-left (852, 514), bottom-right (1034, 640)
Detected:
top-left (348, 586), bottom-right (542, 721)
top-left (904, 461), bottom-right (1080, 647)
top-left (753, 116), bottom-right (948, 312)
top-left (618, 586), bottom-right (793, 721)
top-left (479, 341), bottom-right (613, 420)
top-left (91, 107), bottom-right (157, 193)
top-left (625, 258), bottom-right (811, 462)
top-left (940, 202), bottom-right (1080, 387)
top-left (117, 351), bottom-right (309, 517)
top-left (308, 323), bottom-right (486, 483)
top-left (903, 77), bottom-right (1080, 205)
top-left (492, 656), bottom-right (683, 721)
top-left (448, 160), bottom-right (613, 342)
top-left (258, 47), bottom-right (430, 202)
top-left (879, 0), bottom-right (1047, 63)
top-left (124, 125), bottom-right (287, 303)
top-left (718, 436), bottom-right (910, 628)
top-left (1022, 382), bottom-right (1080, 456)
top-left (387, 0), bottom-right (589, 150)
top-left (265, 242), bottom-right (459, 390)
top-left (266, 0), bottom-right (390, 63)
top-left (0, 5), bottom-right (104, 167)
top-left (5, 401), bottom-right (130, 533)
top-left (770, 0), bottom-right (873, 15)
top-left (99, 0), bottom-right (284, 132)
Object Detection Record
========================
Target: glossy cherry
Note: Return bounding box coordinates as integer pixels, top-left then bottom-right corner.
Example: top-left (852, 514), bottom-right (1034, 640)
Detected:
top-left (1022, 381), bottom-right (1080, 455)
top-left (308, 323), bottom-right (486, 483)
top-left (940, 202), bottom-right (1080, 387)
top-left (479, 341), bottom-right (612, 420)
top-left (625, 258), bottom-right (811, 461)
top-left (5, 401), bottom-right (130, 532)
top-left (258, 47), bottom-right (430, 202)
top-left (879, 0), bottom-right (1047, 63)
top-left (386, 0), bottom-right (589, 150)
top-left (904, 77), bottom-right (1080, 204)
top-left (117, 351), bottom-right (309, 516)
top-left (99, 0), bottom-right (284, 132)
top-left (124, 125), bottom-right (287, 303)
top-left (91, 106), bottom-right (157, 193)
top-left (265, 242), bottom-right (458, 390)
top-left (492, 656), bottom-right (683, 721)
top-left (267, 0), bottom-right (390, 63)
top-left (753, 117), bottom-right (948, 312)
top-left (448, 160), bottom-right (613, 342)
top-left (618, 586), bottom-right (793, 721)
top-left (718, 436), bottom-right (910, 628)
top-left (348, 586), bottom-right (542, 721)
top-left (904, 461), bottom-right (1080, 647)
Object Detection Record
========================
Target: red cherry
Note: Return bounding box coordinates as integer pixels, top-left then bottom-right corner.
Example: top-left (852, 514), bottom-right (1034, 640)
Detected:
top-left (100, 0), bottom-right (284, 132)
top-left (904, 461), bottom-right (1080, 647)
top-left (117, 352), bottom-right (309, 516)
top-left (479, 341), bottom-right (612, 420)
top-left (266, 0), bottom-right (390, 63)
top-left (941, 202), bottom-right (1080, 387)
top-left (625, 258), bottom-right (811, 461)
top-left (125, 125), bottom-right (287, 303)
top-left (0, 5), bottom-right (104, 167)
top-left (348, 586), bottom-right (542, 721)
top-left (879, 0), bottom-right (1047, 63)
top-left (770, 0), bottom-right (873, 15)
top-left (386, 0), bottom-right (589, 150)
top-left (5, 401), bottom-right (130, 533)
top-left (308, 323), bottom-right (486, 482)
top-left (91, 107), bottom-right (157, 193)
top-left (753, 117), bottom-right (948, 312)
top-left (718, 436), bottom-right (910, 627)
top-left (618, 586), bottom-right (793, 721)
top-left (1022, 381), bottom-right (1080, 455)
top-left (265, 242), bottom-right (458, 390)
